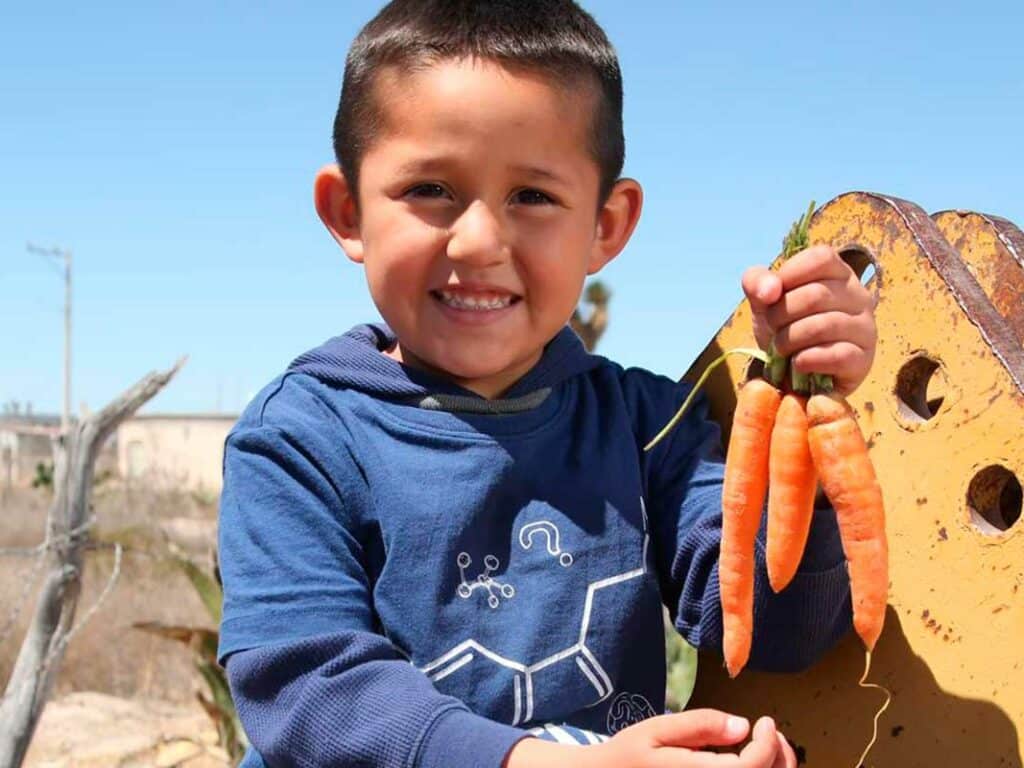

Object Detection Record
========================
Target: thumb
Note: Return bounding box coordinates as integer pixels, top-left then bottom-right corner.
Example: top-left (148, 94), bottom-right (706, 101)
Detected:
top-left (643, 709), bottom-right (750, 748)
top-left (741, 266), bottom-right (781, 350)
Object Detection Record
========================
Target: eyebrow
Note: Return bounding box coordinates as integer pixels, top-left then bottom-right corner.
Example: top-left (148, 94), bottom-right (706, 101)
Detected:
top-left (394, 158), bottom-right (448, 176)
top-left (395, 158), bottom-right (570, 186)
top-left (508, 164), bottom-right (570, 186)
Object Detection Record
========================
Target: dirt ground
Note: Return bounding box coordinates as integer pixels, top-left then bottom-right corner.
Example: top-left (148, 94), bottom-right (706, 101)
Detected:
top-left (1, 483), bottom-right (223, 765)
top-left (23, 692), bottom-right (230, 768)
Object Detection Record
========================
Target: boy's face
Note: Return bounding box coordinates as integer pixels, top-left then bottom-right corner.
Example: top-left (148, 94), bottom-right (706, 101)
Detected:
top-left (318, 58), bottom-right (641, 398)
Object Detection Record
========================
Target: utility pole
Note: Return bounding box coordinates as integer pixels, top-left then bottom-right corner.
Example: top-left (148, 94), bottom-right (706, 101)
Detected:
top-left (27, 243), bottom-right (72, 434)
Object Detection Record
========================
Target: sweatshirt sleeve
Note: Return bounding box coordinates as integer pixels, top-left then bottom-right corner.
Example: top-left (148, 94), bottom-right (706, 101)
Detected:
top-left (224, 634), bottom-right (527, 768)
top-left (628, 371), bottom-right (853, 673)
top-left (218, 380), bottom-right (528, 767)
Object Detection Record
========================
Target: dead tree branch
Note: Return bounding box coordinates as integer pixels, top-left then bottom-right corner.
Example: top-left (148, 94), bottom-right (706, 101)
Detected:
top-left (0, 357), bottom-right (185, 768)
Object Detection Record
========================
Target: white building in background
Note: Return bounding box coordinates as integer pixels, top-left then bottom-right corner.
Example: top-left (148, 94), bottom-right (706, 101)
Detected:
top-left (117, 413), bottom-right (238, 494)
top-left (0, 415), bottom-right (61, 489)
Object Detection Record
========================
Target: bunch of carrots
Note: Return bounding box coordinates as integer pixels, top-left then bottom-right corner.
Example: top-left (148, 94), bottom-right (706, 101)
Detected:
top-left (645, 203), bottom-right (890, 745)
top-left (719, 203), bottom-right (888, 679)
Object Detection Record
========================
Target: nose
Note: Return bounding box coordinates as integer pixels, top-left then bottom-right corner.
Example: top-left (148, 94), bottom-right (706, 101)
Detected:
top-left (446, 200), bottom-right (508, 267)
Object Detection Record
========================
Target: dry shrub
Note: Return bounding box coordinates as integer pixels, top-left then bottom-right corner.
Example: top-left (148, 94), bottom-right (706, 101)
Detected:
top-left (1, 482), bottom-right (218, 703)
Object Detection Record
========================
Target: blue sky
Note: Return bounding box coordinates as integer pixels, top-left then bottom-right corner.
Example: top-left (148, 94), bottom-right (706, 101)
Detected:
top-left (3, 1), bottom-right (1022, 415)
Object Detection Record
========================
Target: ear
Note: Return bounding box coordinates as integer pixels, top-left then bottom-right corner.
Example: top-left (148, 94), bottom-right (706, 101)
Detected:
top-left (587, 178), bottom-right (643, 274)
top-left (314, 164), bottom-right (364, 263)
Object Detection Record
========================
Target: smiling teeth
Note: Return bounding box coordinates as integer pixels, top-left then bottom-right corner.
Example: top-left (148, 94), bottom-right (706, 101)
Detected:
top-left (438, 291), bottom-right (513, 310)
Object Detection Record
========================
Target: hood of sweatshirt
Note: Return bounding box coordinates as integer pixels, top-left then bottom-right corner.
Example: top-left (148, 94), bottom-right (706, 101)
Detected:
top-left (287, 323), bottom-right (602, 411)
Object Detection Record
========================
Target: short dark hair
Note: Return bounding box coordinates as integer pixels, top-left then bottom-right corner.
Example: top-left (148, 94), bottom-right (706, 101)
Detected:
top-left (333, 0), bottom-right (624, 206)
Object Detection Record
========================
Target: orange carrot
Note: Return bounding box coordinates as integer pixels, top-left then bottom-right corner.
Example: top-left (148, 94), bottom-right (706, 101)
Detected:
top-left (766, 393), bottom-right (818, 593)
top-left (719, 377), bottom-right (782, 677)
top-left (806, 390), bottom-right (888, 651)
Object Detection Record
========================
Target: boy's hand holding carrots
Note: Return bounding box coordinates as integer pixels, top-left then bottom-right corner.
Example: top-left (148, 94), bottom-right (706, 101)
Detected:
top-left (742, 244), bottom-right (877, 396)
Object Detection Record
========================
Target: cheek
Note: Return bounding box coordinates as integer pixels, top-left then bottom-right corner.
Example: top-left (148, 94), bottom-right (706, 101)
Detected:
top-left (363, 213), bottom-right (447, 293)
top-left (520, 257), bottom-right (588, 325)
top-left (522, 226), bottom-right (591, 288)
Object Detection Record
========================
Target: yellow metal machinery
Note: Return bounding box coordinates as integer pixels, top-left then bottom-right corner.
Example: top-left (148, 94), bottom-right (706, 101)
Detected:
top-left (932, 209), bottom-right (1024, 344)
top-left (684, 192), bottom-right (1024, 766)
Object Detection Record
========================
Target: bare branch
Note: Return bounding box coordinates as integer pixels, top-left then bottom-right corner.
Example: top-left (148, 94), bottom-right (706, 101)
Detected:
top-left (83, 357), bottom-right (188, 454)
top-left (54, 543), bottom-right (122, 654)
top-left (0, 358), bottom-right (184, 768)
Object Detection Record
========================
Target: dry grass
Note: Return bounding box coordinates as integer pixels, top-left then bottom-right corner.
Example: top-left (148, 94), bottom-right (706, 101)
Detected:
top-left (0, 482), bottom-right (218, 703)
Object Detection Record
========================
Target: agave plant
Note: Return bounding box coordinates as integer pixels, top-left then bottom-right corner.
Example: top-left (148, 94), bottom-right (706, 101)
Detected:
top-left (133, 551), bottom-right (246, 761)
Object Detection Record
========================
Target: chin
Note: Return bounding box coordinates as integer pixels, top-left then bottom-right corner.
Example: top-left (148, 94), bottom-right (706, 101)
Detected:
top-left (429, 343), bottom-right (521, 380)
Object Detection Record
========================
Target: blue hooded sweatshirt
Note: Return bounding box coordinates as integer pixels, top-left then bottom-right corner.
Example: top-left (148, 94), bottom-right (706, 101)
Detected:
top-left (218, 323), bottom-right (852, 768)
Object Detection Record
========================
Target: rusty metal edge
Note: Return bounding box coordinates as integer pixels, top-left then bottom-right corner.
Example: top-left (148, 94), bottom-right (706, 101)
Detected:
top-left (816, 191), bottom-right (1024, 396)
top-left (932, 209), bottom-right (1024, 272)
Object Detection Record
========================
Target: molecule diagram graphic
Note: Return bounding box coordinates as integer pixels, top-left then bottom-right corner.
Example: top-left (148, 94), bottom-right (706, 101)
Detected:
top-left (456, 552), bottom-right (516, 609)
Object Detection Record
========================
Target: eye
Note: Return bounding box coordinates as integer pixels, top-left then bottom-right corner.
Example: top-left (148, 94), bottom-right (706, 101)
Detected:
top-left (405, 183), bottom-right (451, 200)
top-left (512, 188), bottom-right (555, 206)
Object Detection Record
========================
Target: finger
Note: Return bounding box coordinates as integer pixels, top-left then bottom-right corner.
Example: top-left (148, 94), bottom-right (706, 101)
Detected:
top-left (742, 267), bottom-right (784, 313)
top-left (772, 310), bottom-right (876, 359)
top-left (776, 244), bottom-right (852, 290)
top-left (741, 267), bottom-right (782, 350)
top-left (735, 717), bottom-right (780, 767)
top-left (791, 341), bottom-right (875, 395)
top-left (650, 719), bottom-right (780, 768)
top-left (773, 733), bottom-right (798, 768)
top-left (651, 748), bottom-right (758, 768)
top-left (644, 709), bottom-right (749, 748)
top-left (763, 279), bottom-right (869, 332)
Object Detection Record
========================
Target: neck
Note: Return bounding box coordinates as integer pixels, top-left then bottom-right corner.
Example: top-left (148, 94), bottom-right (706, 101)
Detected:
top-left (383, 343), bottom-right (540, 400)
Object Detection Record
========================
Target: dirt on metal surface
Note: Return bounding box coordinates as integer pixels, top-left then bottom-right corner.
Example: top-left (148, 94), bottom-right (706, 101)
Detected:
top-left (683, 191), bottom-right (1024, 767)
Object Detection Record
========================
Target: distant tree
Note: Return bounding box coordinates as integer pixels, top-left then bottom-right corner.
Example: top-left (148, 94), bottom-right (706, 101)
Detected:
top-left (2, 401), bottom-right (35, 417)
top-left (570, 280), bottom-right (611, 352)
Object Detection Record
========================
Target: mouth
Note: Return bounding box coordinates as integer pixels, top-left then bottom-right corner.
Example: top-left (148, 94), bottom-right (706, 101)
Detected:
top-left (431, 288), bottom-right (522, 312)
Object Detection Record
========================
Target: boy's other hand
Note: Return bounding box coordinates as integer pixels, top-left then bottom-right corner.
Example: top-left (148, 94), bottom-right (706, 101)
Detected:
top-left (502, 710), bottom-right (796, 767)
top-left (742, 244), bottom-right (876, 396)
top-left (590, 709), bottom-right (797, 767)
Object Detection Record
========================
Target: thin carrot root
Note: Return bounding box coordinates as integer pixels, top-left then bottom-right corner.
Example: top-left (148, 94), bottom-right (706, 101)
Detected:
top-left (853, 650), bottom-right (891, 768)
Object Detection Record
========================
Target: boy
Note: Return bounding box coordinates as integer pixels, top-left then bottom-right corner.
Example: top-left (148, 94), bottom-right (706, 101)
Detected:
top-left (217, 1), bottom-right (877, 766)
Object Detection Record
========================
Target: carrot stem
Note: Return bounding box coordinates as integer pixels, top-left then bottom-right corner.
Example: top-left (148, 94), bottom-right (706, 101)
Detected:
top-left (781, 200), bottom-right (817, 259)
top-left (765, 341), bottom-right (788, 388)
top-left (810, 373), bottom-right (834, 394)
top-left (644, 346), bottom-right (768, 452)
top-left (791, 367), bottom-right (810, 394)
top-left (765, 200), bottom-right (817, 392)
